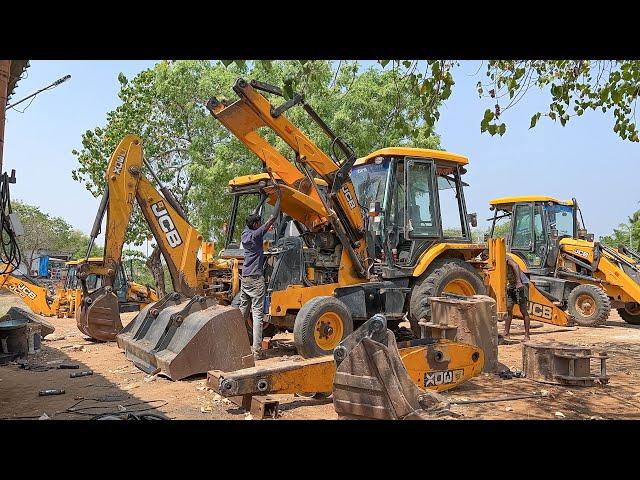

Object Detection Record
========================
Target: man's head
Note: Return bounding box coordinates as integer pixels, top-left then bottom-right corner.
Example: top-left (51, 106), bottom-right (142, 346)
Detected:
top-left (246, 213), bottom-right (262, 230)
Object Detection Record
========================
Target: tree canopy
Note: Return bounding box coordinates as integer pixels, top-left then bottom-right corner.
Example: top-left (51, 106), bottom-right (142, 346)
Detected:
top-left (72, 60), bottom-right (442, 245)
top-left (11, 200), bottom-right (101, 271)
top-left (227, 60), bottom-right (640, 142)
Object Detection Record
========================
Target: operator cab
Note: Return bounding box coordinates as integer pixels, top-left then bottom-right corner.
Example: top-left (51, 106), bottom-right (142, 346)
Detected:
top-left (488, 196), bottom-right (591, 275)
top-left (65, 259), bottom-right (129, 301)
top-left (350, 148), bottom-right (478, 274)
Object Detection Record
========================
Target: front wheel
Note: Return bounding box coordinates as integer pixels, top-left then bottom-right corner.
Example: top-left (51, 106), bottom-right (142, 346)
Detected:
top-left (293, 296), bottom-right (353, 358)
top-left (618, 303), bottom-right (640, 325)
top-left (566, 284), bottom-right (610, 327)
top-left (409, 258), bottom-right (487, 337)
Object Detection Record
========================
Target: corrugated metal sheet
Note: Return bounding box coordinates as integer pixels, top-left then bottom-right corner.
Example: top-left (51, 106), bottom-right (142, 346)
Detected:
top-left (7, 59), bottom-right (30, 103)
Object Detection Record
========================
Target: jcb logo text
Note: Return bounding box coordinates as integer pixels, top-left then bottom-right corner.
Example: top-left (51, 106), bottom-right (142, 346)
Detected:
top-left (152, 201), bottom-right (183, 248)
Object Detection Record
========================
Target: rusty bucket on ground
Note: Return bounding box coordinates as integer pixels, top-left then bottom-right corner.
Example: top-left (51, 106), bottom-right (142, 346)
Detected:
top-left (76, 288), bottom-right (122, 342)
top-left (332, 315), bottom-right (451, 420)
top-left (116, 293), bottom-right (254, 381)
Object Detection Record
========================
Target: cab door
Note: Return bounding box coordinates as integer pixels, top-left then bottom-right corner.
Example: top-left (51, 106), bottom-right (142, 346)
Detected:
top-left (510, 202), bottom-right (548, 271)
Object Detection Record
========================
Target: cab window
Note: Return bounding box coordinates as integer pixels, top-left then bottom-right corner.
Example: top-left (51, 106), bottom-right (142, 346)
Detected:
top-left (406, 160), bottom-right (438, 237)
top-left (511, 204), bottom-right (533, 250)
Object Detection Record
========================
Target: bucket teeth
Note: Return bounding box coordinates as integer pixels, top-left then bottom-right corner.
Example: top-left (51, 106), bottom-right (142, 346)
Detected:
top-left (117, 293), bottom-right (254, 380)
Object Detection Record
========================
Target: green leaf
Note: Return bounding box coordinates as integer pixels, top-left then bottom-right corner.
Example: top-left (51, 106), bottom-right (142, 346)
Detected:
top-left (221, 60), bottom-right (234, 67)
top-left (379, 60), bottom-right (390, 68)
top-left (529, 112), bottom-right (541, 129)
top-left (498, 123), bottom-right (506, 136)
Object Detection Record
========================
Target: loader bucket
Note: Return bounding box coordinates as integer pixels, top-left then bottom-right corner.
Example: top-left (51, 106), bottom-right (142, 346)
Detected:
top-left (116, 293), bottom-right (254, 380)
top-left (332, 329), bottom-right (449, 420)
top-left (76, 287), bottom-right (122, 342)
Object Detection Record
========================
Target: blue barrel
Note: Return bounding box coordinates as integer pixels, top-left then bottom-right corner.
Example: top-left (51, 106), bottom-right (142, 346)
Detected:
top-left (38, 256), bottom-right (49, 277)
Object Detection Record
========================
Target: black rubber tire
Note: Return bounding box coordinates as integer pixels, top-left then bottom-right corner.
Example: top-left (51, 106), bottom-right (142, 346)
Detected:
top-left (566, 284), bottom-right (611, 327)
top-left (293, 296), bottom-right (353, 358)
top-left (409, 258), bottom-right (487, 337)
top-left (231, 293), bottom-right (278, 343)
top-left (618, 304), bottom-right (640, 325)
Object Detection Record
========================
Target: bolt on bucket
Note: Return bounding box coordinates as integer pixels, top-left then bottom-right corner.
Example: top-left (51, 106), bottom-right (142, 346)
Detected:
top-left (116, 293), bottom-right (254, 380)
top-left (76, 287), bottom-right (122, 342)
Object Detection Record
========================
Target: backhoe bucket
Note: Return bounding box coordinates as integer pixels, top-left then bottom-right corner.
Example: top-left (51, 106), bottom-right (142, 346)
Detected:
top-left (332, 316), bottom-right (450, 420)
top-left (76, 288), bottom-right (122, 342)
top-left (116, 293), bottom-right (254, 380)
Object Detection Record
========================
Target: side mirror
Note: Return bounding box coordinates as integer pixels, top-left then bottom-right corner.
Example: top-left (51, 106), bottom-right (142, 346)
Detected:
top-left (550, 228), bottom-right (559, 241)
top-left (577, 227), bottom-right (588, 239)
top-left (467, 212), bottom-right (478, 228)
top-left (586, 233), bottom-right (594, 242)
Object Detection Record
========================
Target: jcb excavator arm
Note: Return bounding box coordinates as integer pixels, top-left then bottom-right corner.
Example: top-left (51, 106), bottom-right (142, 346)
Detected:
top-left (207, 79), bottom-right (369, 279)
top-left (0, 270), bottom-right (59, 316)
top-left (76, 135), bottom-right (204, 341)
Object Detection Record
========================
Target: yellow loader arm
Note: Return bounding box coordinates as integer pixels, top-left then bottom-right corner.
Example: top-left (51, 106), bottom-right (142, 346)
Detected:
top-left (76, 135), bottom-right (204, 341)
top-left (0, 271), bottom-right (59, 316)
top-left (207, 78), bottom-right (369, 279)
top-left (484, 238), bottom-right (572, 326)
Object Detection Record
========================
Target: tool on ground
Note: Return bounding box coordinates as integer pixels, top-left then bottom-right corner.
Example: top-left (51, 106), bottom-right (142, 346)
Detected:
top-left (70, 370), bottom-right (94, 378)
top-left (522, 341), bottom-right (609, 386)
top-left (58, 363), bottom-right (80, 369)
top-left (39, 389), bottom-right (65, 396)
top-left (489, 196), bottom-right (640, 326)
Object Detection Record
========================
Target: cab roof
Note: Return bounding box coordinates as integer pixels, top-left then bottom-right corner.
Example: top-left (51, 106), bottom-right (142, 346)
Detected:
top-left (489, 196), bottom-right (574, 208)
top-left (354, 147), bottom-right (468, 166)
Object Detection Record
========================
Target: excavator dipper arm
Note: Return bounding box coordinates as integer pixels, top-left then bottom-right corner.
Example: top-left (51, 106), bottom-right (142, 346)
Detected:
top-left (76, 135), bottom-right (204, 341)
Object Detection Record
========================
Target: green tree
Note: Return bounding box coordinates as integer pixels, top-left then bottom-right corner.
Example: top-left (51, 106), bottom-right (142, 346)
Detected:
top-left (601, 210), bottom-right (640, 251)
top-left (72, 60), bottom-right (442, 294)
top-left (11, 200), bottom-right (101, 272)
top-left (232, 60), bottom-right (640, 142)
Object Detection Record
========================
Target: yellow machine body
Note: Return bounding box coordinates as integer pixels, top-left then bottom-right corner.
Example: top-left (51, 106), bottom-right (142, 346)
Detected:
top-left (208, 337), bottom-right (483, 396)
top-left (489, 196), bottom-right (640, 325)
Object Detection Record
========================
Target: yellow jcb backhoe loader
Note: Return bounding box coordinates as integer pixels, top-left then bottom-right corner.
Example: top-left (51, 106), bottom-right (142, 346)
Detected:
top-left (489, 196), bottom-right (640, 326)
top-left (59, 258), bottom-right (158, 318)
top-left (0, 259), bottom-right (157, 318)
top-left (0, 268), bottom-right (61, 316)
top-left (206, 78), bottom-right (570, 359)
top-left (75, 135), bottom-right (253, 380)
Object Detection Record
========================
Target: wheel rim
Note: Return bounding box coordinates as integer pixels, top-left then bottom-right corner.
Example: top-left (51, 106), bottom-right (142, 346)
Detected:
top-left (575, 294), bottom-right (596, 318)
top-left (442, 278), bottom-right (476, 296)
top-left (313, 312), bottom-right (344, 351)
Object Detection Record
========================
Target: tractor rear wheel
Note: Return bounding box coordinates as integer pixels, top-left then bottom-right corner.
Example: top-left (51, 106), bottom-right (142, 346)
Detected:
top-left (566, 284), bottom-right (610, 327)
top-left (231, 293), bottom-right (278, 344)
top-left (618, 303), bottom-right (640, 325)
top-left (293, 296), bottom-right (353, 358)
top-left (409, 258), bottom-right (487, 337)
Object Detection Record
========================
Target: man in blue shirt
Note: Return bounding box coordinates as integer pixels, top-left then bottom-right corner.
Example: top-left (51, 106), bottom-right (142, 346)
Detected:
top-left (239, 188), bottom-right (282, 359)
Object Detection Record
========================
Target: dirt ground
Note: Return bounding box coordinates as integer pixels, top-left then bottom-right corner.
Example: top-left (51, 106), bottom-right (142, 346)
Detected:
top-left (2, 289), bottom-right (640, 421)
